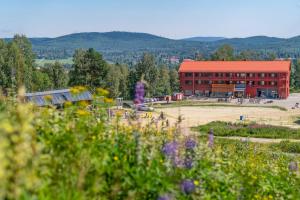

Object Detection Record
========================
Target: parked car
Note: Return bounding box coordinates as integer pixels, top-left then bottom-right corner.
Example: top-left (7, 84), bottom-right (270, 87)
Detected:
top-left (138, 105), bottom-right (154, 111)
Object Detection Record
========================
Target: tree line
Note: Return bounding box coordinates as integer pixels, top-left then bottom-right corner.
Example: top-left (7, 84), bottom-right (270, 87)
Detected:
top-left (1, 35), bottom-right (300, 97)
top-left (0, 35), bottom-right (179, 99)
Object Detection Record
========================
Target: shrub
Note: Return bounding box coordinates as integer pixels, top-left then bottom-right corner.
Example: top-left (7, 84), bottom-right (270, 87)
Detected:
top-left (197, 121), bottom-right (300, 139)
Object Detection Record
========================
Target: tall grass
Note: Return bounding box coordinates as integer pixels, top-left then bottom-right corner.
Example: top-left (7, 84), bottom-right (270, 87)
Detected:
top-left (0, 91), bottom-right (299, 199)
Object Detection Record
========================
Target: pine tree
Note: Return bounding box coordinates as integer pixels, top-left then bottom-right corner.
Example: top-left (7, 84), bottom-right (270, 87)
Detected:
top-left (294, 60), bottom-right (300, 88)
top-left (44, 61), bottom-right (68, 89)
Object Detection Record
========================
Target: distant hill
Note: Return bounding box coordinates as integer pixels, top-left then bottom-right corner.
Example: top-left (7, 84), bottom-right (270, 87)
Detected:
top-left (181, 37), bottom-right (226, 42)
top-left (3, 31), bottom-right (300, 63)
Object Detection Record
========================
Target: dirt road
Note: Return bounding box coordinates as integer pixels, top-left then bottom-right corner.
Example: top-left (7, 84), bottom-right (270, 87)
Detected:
top-left (156, 106), bottom-right (300, 130)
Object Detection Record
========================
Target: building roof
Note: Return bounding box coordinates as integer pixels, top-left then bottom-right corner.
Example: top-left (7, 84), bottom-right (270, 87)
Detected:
top-left (179, 60), bottom-right (291, 73)
top-left (25, 89), bottom-right (92, 106)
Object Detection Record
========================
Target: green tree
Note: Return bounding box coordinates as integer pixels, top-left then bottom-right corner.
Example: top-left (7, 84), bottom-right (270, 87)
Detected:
top-left (11, 35), bottom-right (35, 91)
top-left (31, 70), bottom-right (52, 92)
top-left (169, 68), bottom-right (179, 93)
top-left (118, 64), bottom-right (129, 99)
top-left (266, 52), bottom-right (277, 60)
top-left (0, 40), bottom-right (9, 91)
top-left (134, 53), bottom-right (158, 97)
top-left (5, 42), bottom-right (26, 91)
top-left (211, 44), bottom-right (235, 61)
top-left (294, 60), bottom-right (300, 89)
top-left (44, 61), bottom-right (68, 89)
top-left (69, 48), bottom-right (108, 89)
top-left (237, 50), bottom-right (261, 61)
top-left (155, 65), bottom-right (171, 96)
top-left (106, 64), bottom-right (122, 98)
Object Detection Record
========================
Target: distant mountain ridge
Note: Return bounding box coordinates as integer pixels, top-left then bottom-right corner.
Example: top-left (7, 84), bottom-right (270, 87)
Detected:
top-left (3, 31), bottom-right (300, 62)
top-left (181, 36), bottom-right (226, 42)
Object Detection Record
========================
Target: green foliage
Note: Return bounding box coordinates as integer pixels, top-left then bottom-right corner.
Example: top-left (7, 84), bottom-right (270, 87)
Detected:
top-left (43, 61), bottom-right (68, 89)
top-left (0, 97), bottom-right (299, 199)
top-left (31, 70), bottom-right (52, 92)
top-left (270, 140), bottom-right (300, 153)
top-left (211, 44), bottom-right (235, 61)
top-left (293, 60), bottom-right (300, 89)
top-left (135, 53), bottom-right (158, 96)
top-left (0, 97), bottom-right (40, 199)
top-left (197, 121), bottom-right (300, 139)
top-left (106, 63), bottom-right (129, 98)
top-left (69, 48), bottom-right (109, 89)
top-left (155, 65), bottom-right (171, 96)
top-left (129, 53), bottom-right (179, 98)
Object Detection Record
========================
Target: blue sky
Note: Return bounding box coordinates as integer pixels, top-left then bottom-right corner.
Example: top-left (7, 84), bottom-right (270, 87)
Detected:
top-left (0, 0), bottom-right (300, 38)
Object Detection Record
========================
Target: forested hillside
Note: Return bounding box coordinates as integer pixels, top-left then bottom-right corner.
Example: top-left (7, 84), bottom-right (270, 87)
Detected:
top-left (4, 32), bottom-right (300, 64)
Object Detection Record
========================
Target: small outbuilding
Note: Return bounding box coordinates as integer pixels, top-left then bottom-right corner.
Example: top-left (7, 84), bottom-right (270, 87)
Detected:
top-left (25, 89), bottom-right (93, 107)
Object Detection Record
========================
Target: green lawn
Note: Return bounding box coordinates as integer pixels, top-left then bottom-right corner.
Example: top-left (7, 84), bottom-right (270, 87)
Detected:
top-left (195, 121), bottom-right (300, 139)
top-left (35, 58), bottom-right (73, 66)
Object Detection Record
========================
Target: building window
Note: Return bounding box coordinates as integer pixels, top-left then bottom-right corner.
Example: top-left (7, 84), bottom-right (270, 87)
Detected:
top-left (247, 73), bottom-right (254, 78)
top-left (241, 73), bottom-right (246, 78)
top-left (215, 73), bottom-right (223, 77)
top-left (259, 81), bottom-right (265, 86)
top-left (270, 81), bottom-right (277, 86)
top-left (195, 80), bottom-right (202, 85)
top-left (185, 80), bottom-right (192, 85)
top-left (270, 73), bottom-right (277, 78)
top-left (185, 73), bottom-right (193, 77)
top-left (259, 73), bottom-right (265, 78)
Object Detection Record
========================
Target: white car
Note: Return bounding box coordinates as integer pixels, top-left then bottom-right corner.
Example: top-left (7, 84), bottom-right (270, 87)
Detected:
top-left (138, 105), bottom-right (154, 111)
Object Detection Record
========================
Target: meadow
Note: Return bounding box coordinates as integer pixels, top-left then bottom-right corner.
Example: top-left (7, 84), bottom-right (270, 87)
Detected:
top-left (197, 121), bottom-right (300, 139)
top-left (0, 89), bottom-right (299, 200)
top-left (35, 58), bottom-right (73, 67)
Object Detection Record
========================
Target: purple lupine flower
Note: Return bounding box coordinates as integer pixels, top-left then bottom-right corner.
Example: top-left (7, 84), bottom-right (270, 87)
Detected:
top-left (208, 128), bottom-right (214, 148)
top-left (134, 81), bottom-right (145, 105)
top-left (157, 194), bottom-right (172, 200)
top-left (173, 155), bottom-right (184, 167)
top-left (289, 161), bottom-right (298, 172)
top-left (162, 141), bottom-right (178, 157)
top-left (180, 180), bottom-right (195, 194)
top-left (185, 138), bottom-right (197, 150)
top-left (184, 158), bottom-right (193, 169)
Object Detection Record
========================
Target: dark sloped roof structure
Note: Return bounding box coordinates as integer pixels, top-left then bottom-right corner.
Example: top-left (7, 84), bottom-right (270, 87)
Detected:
top-left (25, 89), bottom-right (93, 106)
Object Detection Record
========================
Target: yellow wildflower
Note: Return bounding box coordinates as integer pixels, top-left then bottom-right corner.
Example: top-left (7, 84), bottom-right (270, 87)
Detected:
top-left (96, 88), bottom-right (109, 97)
top-left (194, 180), bottom-right (200, 186)
top-left (113, 156), bottom-right (119, 161)
top-left (70, 86), bottom-right (87, 93)
top-left (76, 86), bottom-right (87, 92)
top-left (76, 109), bottom-right (89, 116)
top-left (78, 100), bottom-right (89, 107)
top-left (104, 97), bottom-right (114, 104)
top-left (44, 95), bottom-right (53, 101)
top-left (64, 101), bottom-right (72, 107)
top-left (0, 121), bottom-right (14, 133)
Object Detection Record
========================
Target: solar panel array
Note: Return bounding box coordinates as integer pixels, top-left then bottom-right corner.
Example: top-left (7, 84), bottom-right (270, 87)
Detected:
top-left (25, 89), bottom-right (93, 106)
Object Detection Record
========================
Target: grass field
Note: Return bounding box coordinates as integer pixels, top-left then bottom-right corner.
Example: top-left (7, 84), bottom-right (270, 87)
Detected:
top-left (35, 58), bottom-right (73, 66)
top-left (196, 121), bottom-right (300, 139)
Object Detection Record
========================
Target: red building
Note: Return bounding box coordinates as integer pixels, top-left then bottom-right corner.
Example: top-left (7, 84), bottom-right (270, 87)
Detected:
top-left (179, 60), bottom-right (291, 99)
